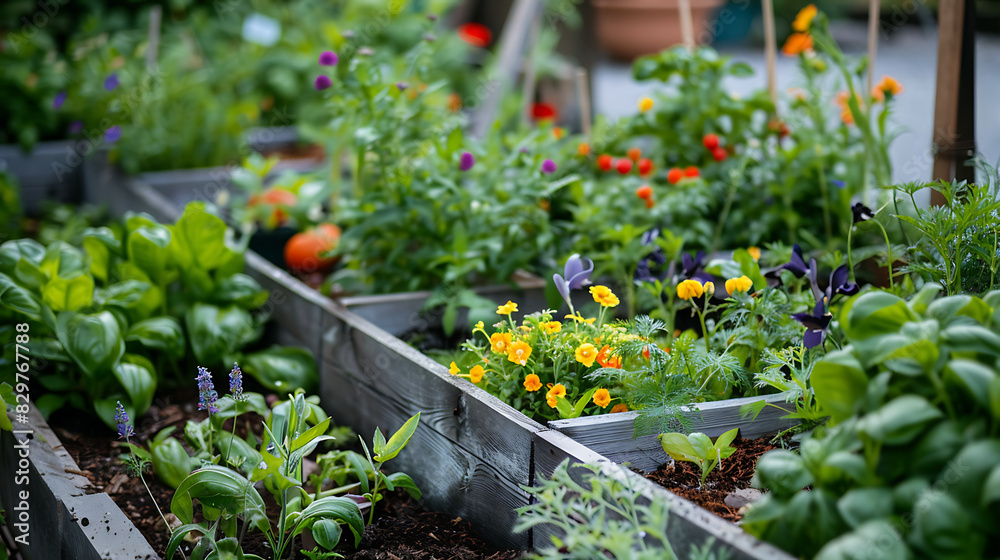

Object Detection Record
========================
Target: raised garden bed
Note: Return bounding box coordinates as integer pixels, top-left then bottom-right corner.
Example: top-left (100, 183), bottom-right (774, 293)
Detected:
top-left (0, 141), bottom-right (83, 214)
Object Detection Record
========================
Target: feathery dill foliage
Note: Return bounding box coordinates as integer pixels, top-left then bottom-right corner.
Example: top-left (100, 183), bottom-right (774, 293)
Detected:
top-left (749, 346), bottom-right (827, 433)
top-left (517, 460), bottom-right (731, 560)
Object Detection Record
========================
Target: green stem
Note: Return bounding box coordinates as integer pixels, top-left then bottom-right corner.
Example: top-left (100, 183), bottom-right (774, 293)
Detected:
top-left (847, 225), bottom-right (856, 283)
top-left (873, 221), bottom-right (894, 290)
top-left (816, 158), bottom-right (833, 246)
top-left (711, 184), bottom-right (736, 253)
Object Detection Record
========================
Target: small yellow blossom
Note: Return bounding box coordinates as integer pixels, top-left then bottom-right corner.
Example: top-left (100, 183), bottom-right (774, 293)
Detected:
top-left (638, 97), bottom-right (654, 112)
top-left (677, 279), bottom-right (705, 300)
top-left (524, 374), bottom-right (542, 392)
top-left (496, 301), bottom-right (518, 315)
top-left (792, 4), bottom-right (817, 32)
top-left (589, 285), bottom-right (620, 307)
top-left (704, 281), bottom-right (715, 296)
top-left (507, 340), bottom-right (533, 366)
top-left (872, 75), bottom-right (903, 102)
top-left (474, 321), bottom-right (485, 330)
top-left (449, 361), bottom-right (460, 375)
top-left (747, 246), bottom-right (761, 261)
top-left (541, 321), bottom-right (562, 334)
top-left (546, 383), bottom-right (567, 408)
top-left (469, 365), bottom-right (485, 384)
top-left (726, 275), bottom-right (754, 295)
top-left (593, 388), bottom-right (611, 408)
top-left (565, 313), bottom-right (596, 324)
top-left (490, 332), bottom-right (512, 353)
top-left (519, 325), bottom-right (532, 332)
top-left (782, 32), bottom-right (813, 56)
top-left (575, 343), bottom-right (598, 368)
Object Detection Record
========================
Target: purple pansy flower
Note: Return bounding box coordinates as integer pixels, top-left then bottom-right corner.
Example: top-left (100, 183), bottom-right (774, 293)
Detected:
top-left (553, 254), bottom-right (594, 308)
top-left (680, 250), bottom-right (715, 285)
top-left (792, 300), bottom-right (832, 349)
top-left (53, 91), bottom-right (67, 109)
top-left (196, 366), bottom-right (219, 415)
top-left (104, 126), bottom-right (122, 143)
top-left (852, 202), bottom-right (873, 224)
top-left (396, 81), bottom-right (409, 91)
top-left (318, 51), bottom-right (338, 66)
top-left (315, 75), bottom-right (332, 90)
top-left (459, 151), bottom-right (475, 171)
top-left (791, 261), bottom-right (858, 349)
top-left (104, 74), bottom-right (119, 91)
top-left (634, 228), bottom-right (668, 283)
top-left (541, 159), bottom-right (557, 174)
top-left (779, 244), bottom-right (810, 278)
top-left (115, 401), bottom-right (134, 439)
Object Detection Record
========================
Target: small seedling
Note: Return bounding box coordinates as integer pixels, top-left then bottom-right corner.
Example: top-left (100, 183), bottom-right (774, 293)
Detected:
top-left (658, 427), bottom-right (739, 488)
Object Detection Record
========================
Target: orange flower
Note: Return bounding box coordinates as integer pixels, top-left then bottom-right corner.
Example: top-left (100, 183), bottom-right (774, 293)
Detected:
top-left (490, 332), bottom-right (512, 354)
top-left (449, 361), bottom-right (460, 375)
top-left (782, 32), bottom-right (813, 56)
top-left (546, 384), bottom-right (567, 408)
top-left (469, 365), bottom-right (485, 383)
top-left (747, 246), bottom-right (761, 261)
top-left (577, 143), bottom-right (591, 156)
top-left (792, 4), bottom-right (818, 32)
top-left (593, 388), bottom-right (611, 408)
top-left (872, 75), bottom-right (903, 102)
top-left (610, 403), bottom-right (629, 413)
top-left (596, 345), bottom-right (621, 369)
top-left (575, 343), bottom-right (598, 368)
top-left (524, 374), bottom-right (542, 392)
top-left (835, 91), bottom-right (863, 125)
top-left (448, 93), bottom-right (463, 112)
top-left (507, 340), bottom-right (533, 366)
top-left (553, 127), bottom-right (566, 140)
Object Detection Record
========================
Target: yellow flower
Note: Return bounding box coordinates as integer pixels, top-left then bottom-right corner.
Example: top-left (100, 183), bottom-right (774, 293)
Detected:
top-left (782, 32), bottom-right (813, 56)
top-left (704, 281), bottom-right (715, 296)
top-left (792, 4), bottom-right (817, 32)
top-left (747, 246), bottom-right (761, 261)
top-left (593, 388), bottom-right (611, 408)
top-left (872, 75), bottom-right (903, 102)
top-left (496, 301), bottom-right (518, 315)
top-left (519, 325), bottom-right (532, 332)
top-left (449, 361), bottom-right (460, 375)
top-left (575, 343), bottom-right (598, 368)
top-left (524, 374), bottom-right (542, 392)
top-left (546, 395), bottom-right (559, 408)
top-left (638, 97), bottom-right (654, 112)
top-left (565, 313), bottom-right (596, 324)
top-left (469, 365), bottom-right (485, 384)
top-left (577, 143), bottom-right (591, 156)
top-left (725, 275), bottom-right (754, 295)
top-left (611, 403), bottom-right (629, 413)
top-left (490, 332), bottom-right (512, 353)
top-left (541, 321), bottom-right (562, 334)
top-left (589, 285), bottom-right (620, 308)
top-left (474, 321), bottom-right (484, 330)
top-left (507, 340), bottom-right (533, 366)
top-left (547, 383), bottom-right (567, 400)
top-left (677, 279), bottom-right (705, 300)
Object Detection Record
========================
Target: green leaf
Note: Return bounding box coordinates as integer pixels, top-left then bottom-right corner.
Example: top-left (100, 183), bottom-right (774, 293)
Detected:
top-left (856, 395), bottom-right (942, 445)
top-left (0, 239), bottom-right (45, 275)
top-left (185, 304), bottom-right (256, 364)
top-left (96, 280), bottom-right (152, 309)
top-left (844, 292), bottom-right (917, 339)
top-left (127, 224), bottom-right (173, 283)
top-left (40, 241), bottom-right (90, 280)
top-left (170, 203), bottom-right (239, 273)
top-left (911, 490), bottom-right (983, 557)
top-left (42, 274), bottom-right (95, 311)
top-left (292, 418), bottom-right (332, 453)
top-left (166, 522), bottom-right (211, 560)
top-left (241, 346), bottom-right (318, 393)
top-left (732, 249), bottom-right (767, 289)
top-left (835, 488), bottom-right (893, 529)
top-left (811, 350), bottom-right (868, 424)
top-left (814, 519), bottom-right (908, 560)
top-left (0, 273), bottom-right (41, 319)
top-left (113, 355), bottom-right (157, 414)
top-left (55, 311), bottom-right (125, 377)
top-left (658, 433), bottom-right (700, 463)
top-left (751, 449), bottom-right (812, 498)
top-left (0, 382), bottom-right (14, 431)
top-left (982, 464), bottom-right (1000, 507)
top-left (126, 317), bottom-right (185, 358)
top-left (310, 518), bottom-right (342, 550)
top-left (945, 359), bottom-right (997, 410)
top-left (375, 412), bottom-right (420, 463)
top-left (288, 495), bottom-right (365, 548)
top-left (385, 471), bottom-right (422, 499)
top-left (210, 274), bottom-right (268, 309)
top-left (941, 325), bottom-right (1000, 355)
top-left (171, 466), bottom-right (268, 532)
top-left (151, 437), bottom-right (193, 489)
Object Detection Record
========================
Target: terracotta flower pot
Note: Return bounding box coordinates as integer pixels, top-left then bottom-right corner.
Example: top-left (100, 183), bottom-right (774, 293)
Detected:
top-left (593, 0), bottom-right (727, 60)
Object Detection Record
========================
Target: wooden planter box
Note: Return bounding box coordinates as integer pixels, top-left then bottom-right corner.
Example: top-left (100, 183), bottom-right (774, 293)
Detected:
top-left (549, 393), bottom-right (798, 472)
top-left (0, 141), bottom-right (84, 214)
top-left (0, 407), bottom-right (158, 560)
top-left (29, 157), bottom-right (798, 557)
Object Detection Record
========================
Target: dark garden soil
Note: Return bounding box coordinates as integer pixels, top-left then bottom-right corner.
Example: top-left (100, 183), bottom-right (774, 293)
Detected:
top-left (56, 391), bottom-right (520, 560)
top-left (637, 435), bottom-right (780, 523)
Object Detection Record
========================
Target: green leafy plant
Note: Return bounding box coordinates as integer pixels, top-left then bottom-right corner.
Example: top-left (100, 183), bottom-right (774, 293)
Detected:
top-left (658, 427), bottom-right (739, 488)
top-left (745, 284), bottom-right (1000, 558)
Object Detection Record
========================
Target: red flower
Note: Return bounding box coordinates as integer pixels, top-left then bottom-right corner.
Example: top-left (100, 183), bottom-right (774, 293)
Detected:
top-left (616, 159), bottom-right (633, 174)
top-left (636, 185), bottom-right (653, 200)
top-left (597, 155), bottom-right (613, 171)
top-left (703, 133), bottom-right (720, 150)
top-left (712, 147), bottom-right (727, 162)
top-left (458, 23), bottom-right (492, 48)
top-left (684, 166), bottom-right (700, 177)
top-left (667, 168), bottom-right (683, 184)
top-left (638, 158), bottom-right (653, 176)
top-left (530, 102), bottom-right (558, 122)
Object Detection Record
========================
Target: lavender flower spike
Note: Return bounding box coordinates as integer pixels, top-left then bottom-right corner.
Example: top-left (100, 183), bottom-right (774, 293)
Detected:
top-left (196, 367), bottom-right (219, 414)
top-left (229, 362), bottom-right (244, 401)
top-left (553, 254), bottom-right (594, 307)
top-left (115, 401), bottom-right (134, 439)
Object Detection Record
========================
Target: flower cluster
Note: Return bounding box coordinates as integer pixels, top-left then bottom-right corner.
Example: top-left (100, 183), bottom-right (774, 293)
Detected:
top-left (115, 401), bottom-right (134, 439)
top-left (196, 366), bottom-right (220, 414)
top-left (229, 362), bottom-right (245, 402)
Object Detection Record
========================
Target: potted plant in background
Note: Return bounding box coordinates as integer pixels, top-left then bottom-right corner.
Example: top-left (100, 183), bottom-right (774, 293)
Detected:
top-left (592, 0), bottom-right (727, 60)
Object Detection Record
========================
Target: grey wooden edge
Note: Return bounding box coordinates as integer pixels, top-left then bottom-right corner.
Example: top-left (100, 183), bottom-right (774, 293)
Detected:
top-left (548, 393), bottom-right (798, 472)
top-left (532, 430), bottom-right (796, 560)
top-left (1, 141), bottom-right (83, 215)
top-left (0, 406), bottom-right (158, 560)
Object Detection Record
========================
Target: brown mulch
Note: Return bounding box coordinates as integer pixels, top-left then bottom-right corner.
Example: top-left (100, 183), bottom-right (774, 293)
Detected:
top-left (638, 435), bottom-right (779, 522)
top-left (56, 393), bottom-right (520, 560)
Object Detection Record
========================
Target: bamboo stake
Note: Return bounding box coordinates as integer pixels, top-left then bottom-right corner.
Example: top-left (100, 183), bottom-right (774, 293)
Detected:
top-left (761, 0), bottom-right (778, 112)
top-left (520, 15), bottom-right (542, 126)
top-left (678, 0), bottom-right (695, 50)
top-left (576, 67), bottom-right (592, 138)
top-left (867, 0), bottom-right (880, 94)
top-left (146, 6), bottom-right (162, 69)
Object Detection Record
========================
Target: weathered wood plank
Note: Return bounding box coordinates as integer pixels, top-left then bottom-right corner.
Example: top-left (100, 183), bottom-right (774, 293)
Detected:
top-left (548, 393), bottom-right (796, 472)
top-left (0, 141), bottom-right (82, 214)
top-left (532, 430), bottom-right (794, 560)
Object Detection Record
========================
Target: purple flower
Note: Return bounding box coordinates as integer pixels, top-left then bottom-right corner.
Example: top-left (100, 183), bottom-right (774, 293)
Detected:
top-left (634, 228), bottom-right (668, 283)
top-left (319, 51), bottom-right (339, 66)
top-left (104, 74), bottom-right (119, 91)
top-left (315, 75), bottom-right (332, 90)
top-left (553, 254), bottom-right (594, 307)
top-left (541, 159), bottom-right (557, 174)
top-left (779, 244), bottom-right (810, 278)
top-left (792, 300), bottom-right (832, 349)
top-left (791, 262), bottom-right (857, 349)
top-left (852, 202), bottom-right (873, 224)
top-left (104, 126), bottom-right (122, 143)
top-left (196, 366), bottom-right (219, 415)
top-left (68, 120), bottom-right (83, 133)
top-left (53, 91), bottom-right (66, 109)
top-left (396, 81), bottom-right (409, 91)
top-left (832, 179), bottom-right (846, 189)
top-left (680, 251), bottom-right (714, 285)
top-left (229, 362), bottom-right (244, 401)
top-left (459, 151), bottom-right (475, 171)
top-left (115, 401), bottom-right (133, 439)
top-left (827, 264), bottom-right (859, 298)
